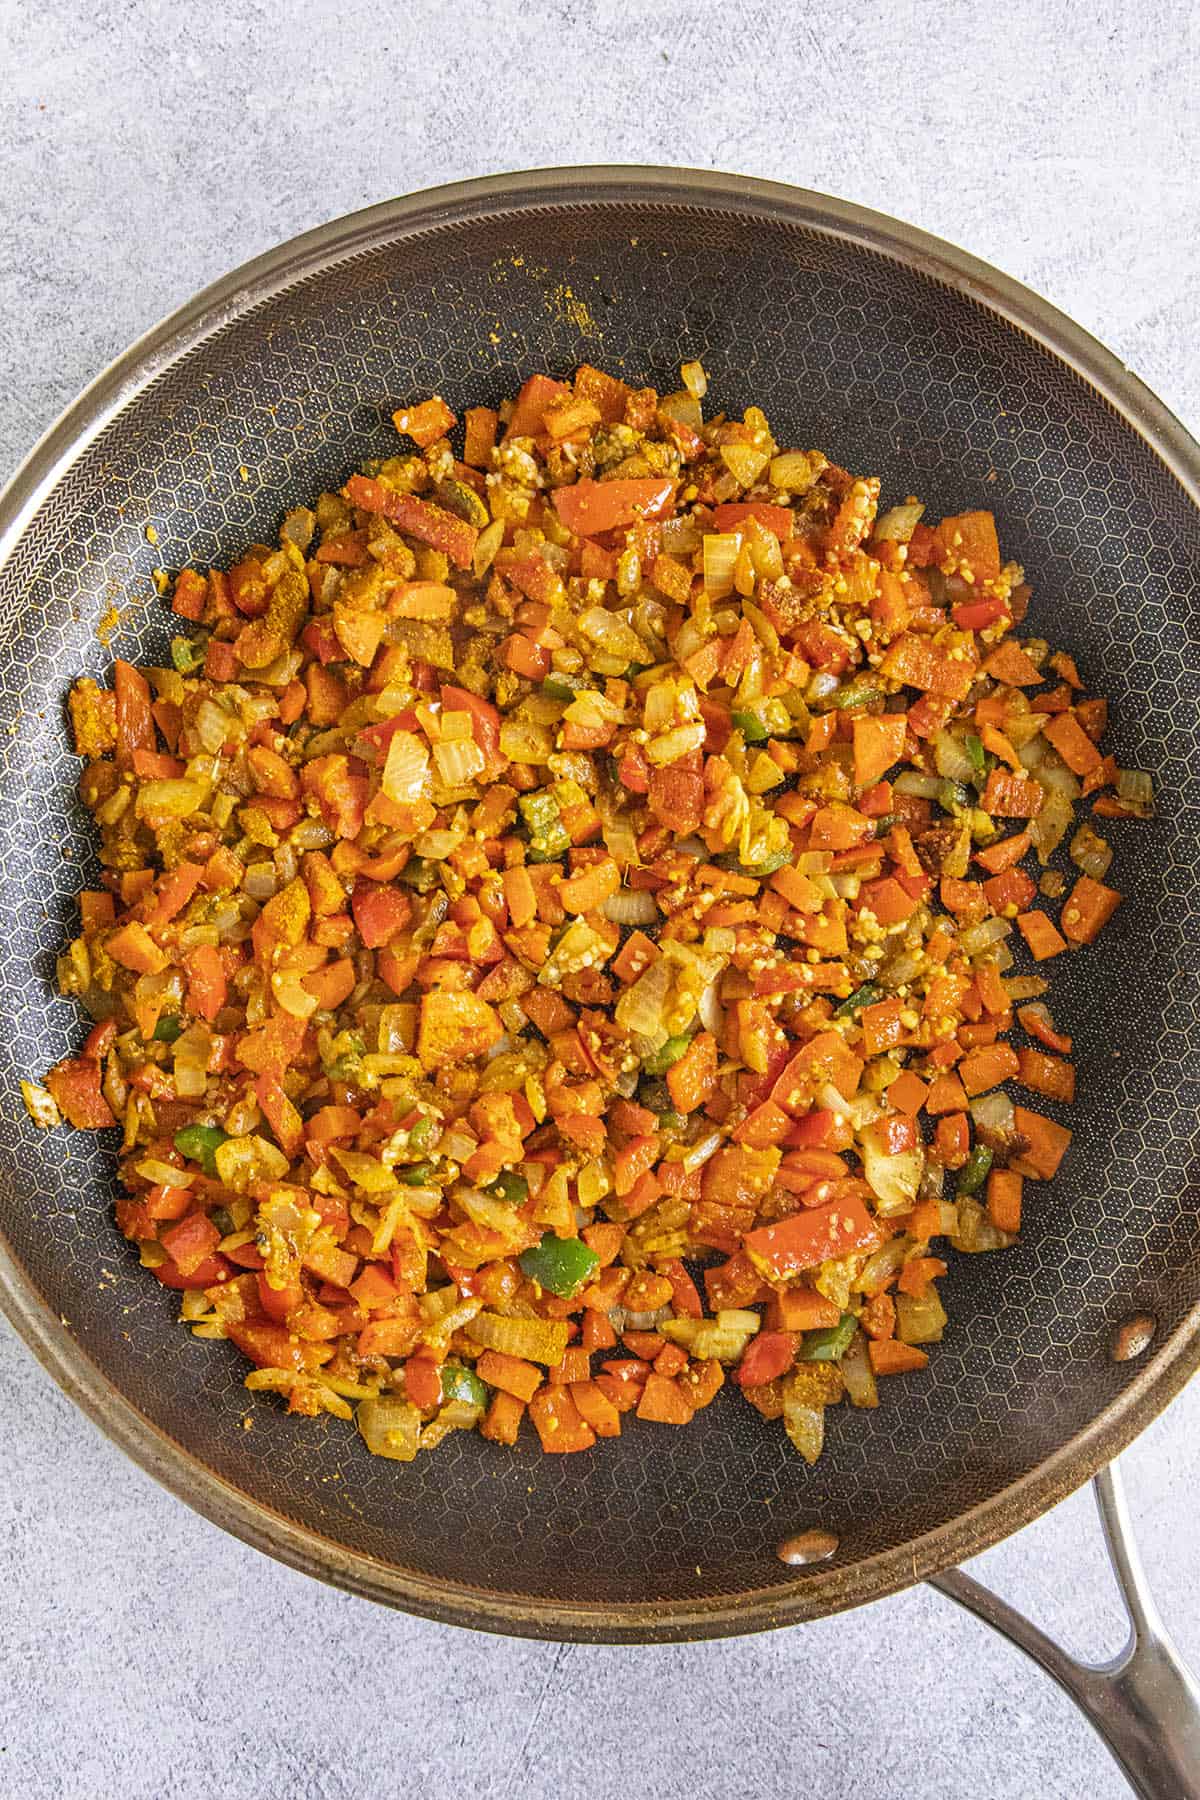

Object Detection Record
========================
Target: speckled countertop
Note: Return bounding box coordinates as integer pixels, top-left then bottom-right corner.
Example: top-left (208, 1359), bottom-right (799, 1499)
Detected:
top-left (3, 4), bottom-right (1199, 1796)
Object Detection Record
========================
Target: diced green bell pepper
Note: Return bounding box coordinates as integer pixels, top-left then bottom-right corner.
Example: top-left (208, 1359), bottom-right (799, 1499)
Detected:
top-left (399, 856), bottom-right (438, 892)
top-left (835, 981), bottom-right (884, 1019)
top-left (170, 635), bottom-right (207, 674)
top-left (489, 1170), bottom-right (529, 1206)
top-left (173, 1123), bottom-right (229, 1178)
top-left (519, 791), bottom-right (570, 862)
top-left (642, 1033), bottom-right (692, 1075)
top-left (399, 1161), bottom-right (435, 1186)
top-left (542, 674), bottom-right (585, 701)
top-left (439, 1364), bottom-right (489, 1411)
top-left (965, 734), bottom-right (986, 776)
top-left (153, 1014), bottom-right (183, 1043)
top-left (956, 1144), bottom-right (994, 1197)
top-left (518, 1232), bottom-right (599, 1299)
top-left (798, 1312), bottom-right (858, 1362)
top-left (732, 708), bottom-right (770, 743)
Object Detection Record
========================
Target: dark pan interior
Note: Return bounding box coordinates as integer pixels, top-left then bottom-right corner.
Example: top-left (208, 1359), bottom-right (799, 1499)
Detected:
top-left (1, 175), bottom-right (1198, 1638)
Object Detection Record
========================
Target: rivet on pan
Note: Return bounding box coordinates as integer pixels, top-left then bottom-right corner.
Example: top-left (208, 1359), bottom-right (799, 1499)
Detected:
top-left (776, 1528), bottom-right (839, 1567)
top-left (1111, 1313), bottom-right (1157, 1363)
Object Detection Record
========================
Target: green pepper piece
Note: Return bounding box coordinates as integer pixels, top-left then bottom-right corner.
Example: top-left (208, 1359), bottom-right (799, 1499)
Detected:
top-left (439, 1364), bottom-right (489, 1411)
top-left (827, 681), bottom-right (883, 711)
top-left (542, 674), bottom-right (585, 701)
top-left (657, 1110), bottom-right (685, 1134)
top-left (732, 708), bottom-right (770, 743)
top-left (936, 778), bottom-right (971, 814)
top-left (153, 1014), bottom-right (184, 1043)
top-left (407, 1115), bottom-right (436, 1152)
top-left (835, 982), bottom-right (884, 1019)
top-left (399, 1161), bottom-right (435, 1186)
top-left (642, 1033), bottom-right (692, 1075)
top-left (956, 1144), bottom-right (994, 1197)
top-left (798, 1312), bottom-right (858, 1362)
top-left (170, 634), bottom-right (207, 674)
top-left (519, 791), bottom-right (570, 862)
top-left (173, 1123), bottom-right (229, 1179)
top-left (399, 856), bottom-right (438, 892)
top-left (518, 1231), bottom-right (599, 1299)
top-left (489, 1170), bottom-right (529, 1206)
top-left (965, 734), bottom-right (986, 776)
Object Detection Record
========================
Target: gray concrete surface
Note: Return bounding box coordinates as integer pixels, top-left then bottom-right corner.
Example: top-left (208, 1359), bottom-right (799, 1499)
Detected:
top-left (2, 2), bottom-right (1199, 1795)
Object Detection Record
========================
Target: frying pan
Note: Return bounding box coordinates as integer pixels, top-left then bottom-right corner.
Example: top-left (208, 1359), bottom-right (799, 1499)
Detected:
top-left (1, 167), bottom-right (1198, 1795)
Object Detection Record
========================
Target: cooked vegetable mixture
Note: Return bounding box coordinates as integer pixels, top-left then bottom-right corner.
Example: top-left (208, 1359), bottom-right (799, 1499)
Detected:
top-left (26, 362), bottom-right (1148, 1463)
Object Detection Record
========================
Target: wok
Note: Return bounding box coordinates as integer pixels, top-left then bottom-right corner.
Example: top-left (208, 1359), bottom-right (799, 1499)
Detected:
top-left (1, 168), bottom-right (1198, 1795)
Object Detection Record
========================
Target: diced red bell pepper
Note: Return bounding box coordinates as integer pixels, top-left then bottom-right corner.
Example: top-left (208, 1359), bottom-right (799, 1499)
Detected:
top-left (551, 477), bottom-right (677, 537)
top-left (344, 475), bottom-right (477, 569)
top-left (44, 1057), bottom-right (115, 1129)
top-left (744, 1194), bottom-right (879, 1282)
top-left (160, 1211), bottom-right (221, 1278)
top-left (734, 1330), bottom-right (798, 1388)
top-left (350, 880), bottom-right (412, 948)
top-left (711, 501), bottom-right (793, 537)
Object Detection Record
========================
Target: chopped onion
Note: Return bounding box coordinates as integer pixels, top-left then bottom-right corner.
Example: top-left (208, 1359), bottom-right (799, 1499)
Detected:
top-left (894, 770), bottom-right (943, 800)
top-left (702, 532), bottom-right (742, 599)
top-left (1070, 822), bottom-right (1113, 880)
top-left (602, 889), bottom-right (659, 926)
top-left (243, 862), bottom-right (278, 902)
top-left (933, 729), bottom-right (975, 785)
top-left (958, 916), bottom-right (1012, 957)
top-left (872, 500), bottom-right (925, 544)
top-left (1029, 785), bottom-right (1073, 863)
top-left (433, 737), bottom-right (485, 786)
top-left (680, 1130), bottom-right (723, 1175)
top-left (860, 1140), bottom-right (924, 1215)
top-left (970, 1090), bottom-right (1015, 1141)
top-left (382, 730), bottom-right (432, 805)
top-left (1117, 768), bottom-right (1154, 817)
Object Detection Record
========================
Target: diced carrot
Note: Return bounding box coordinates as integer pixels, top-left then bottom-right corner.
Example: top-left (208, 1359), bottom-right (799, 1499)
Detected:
top-left (666, 1031), bottom-right (718, 1113)
top-left (558, 859), bottom-right (620, 914)
top-left (987, 1168), bottom-right (1023, 1233)
top-left (958, 1042), bottom-right (1020, 1096)
top-left (1011, 1106), bottom-right (1072, 1180)
top-left (570, 1380), bottom-right (621, 1437)
top-left (1061, 876), bottom-right (1121, 944)
top-left (935, 1112), bottom-right (970, 1169)
top-left (867, 1339), bottom-right (930, 1375)
top-left (1016, 1047), bottom-right (1075, 1103)
top-left (462, 405), bottom-right (500, 468)
top-left (982, 867), bottom-right (1037, 915)
top-left (1042, 712), bottom-right (1102, 776)
top-left (859, 998), bottom-right (905, 1057)
top-left (475, 1350), bottom-right (543, 1403)
top-left (887, 1070), bottom-right (928, 1117)
top-left (392, 395), bottom-right (456, 448)
top-left (981, 640), bottom-right (1044, 686)
top-left (528, 1387), bottom-right (596, 1453)
top-left (980, 769), bottom-right (1044, 817)
top-left (852, 714), bottom-right (907, 787)
top-left (635, 1372), bottom-right (695, 1426)
top-left (975, 830), bottom-right (1032, 874)
top-left (734, 1330), bottom-right (797, 1388)
top-left (925, 1074), bottom-right (969, 1115)
top-left (765, 1287), bottom-right (841, 1331)
top-left (1017, 910), bottom-right (1068, 961)
top-left (480, 1390), bottom-right (525, 1446)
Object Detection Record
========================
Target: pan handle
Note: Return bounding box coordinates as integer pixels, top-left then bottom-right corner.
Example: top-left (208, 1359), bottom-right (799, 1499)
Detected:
top-left (930, 1461), bottom-right (1200, 1799)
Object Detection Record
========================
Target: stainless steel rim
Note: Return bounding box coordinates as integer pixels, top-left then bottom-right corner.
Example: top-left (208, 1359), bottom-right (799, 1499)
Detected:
top-left (3, 165), bottom-right (1199, 1641)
